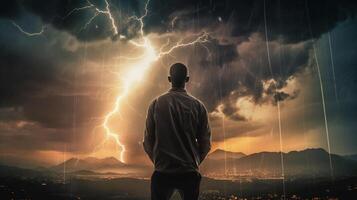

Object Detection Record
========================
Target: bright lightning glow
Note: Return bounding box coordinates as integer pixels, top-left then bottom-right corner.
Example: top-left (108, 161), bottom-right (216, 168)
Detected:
top-left (11, 0), bottom-right (210, 163)
top-left (101, 37), bottom-right (156, 162)
top-left (99, 0), bottom-right (119, 35)
top-left (99, 0), bottom-right (210, 163)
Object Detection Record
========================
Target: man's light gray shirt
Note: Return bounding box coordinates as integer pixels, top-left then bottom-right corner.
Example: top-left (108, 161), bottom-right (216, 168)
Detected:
top-left (143, 87), bottom-right (211, 173)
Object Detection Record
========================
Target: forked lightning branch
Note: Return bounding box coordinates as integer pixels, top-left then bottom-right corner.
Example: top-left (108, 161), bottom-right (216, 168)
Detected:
top-left (12, 0), bottom-right (210, 163)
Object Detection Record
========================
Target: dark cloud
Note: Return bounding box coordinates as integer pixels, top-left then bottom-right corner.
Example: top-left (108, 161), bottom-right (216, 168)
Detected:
top-left (220, 100), bottom-right (247, 121)
top-left (0, 0), bottom-right (141, 41)
top-left (1, 0), bottom-right (357, 162)
top-left (199, 38), bottom-right (238, 67)
top-left (0, 48), bottom-right (59, 107)
top-left (0, 31), bottom-right (107, 129)
top-left (1, 0), bottom-right (356, 42)
top-left (188, 34), bottom-right (310, 120)
top-left (0, 1), bottom-right (22, 19)
top-left (274, 91), bottom-right (292, 102)
top-left (210, 119), bottom-right (265, 141)
top-left (0, 120), bottom-right (96, 153)
top-left (146, 0), bottom-right (357, 43)
top-left (23, 95), bottom-right (106, 129)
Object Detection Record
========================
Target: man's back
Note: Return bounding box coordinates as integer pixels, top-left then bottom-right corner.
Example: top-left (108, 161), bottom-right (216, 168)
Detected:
top-left (143, 63), bottom-right (210, 200)
top-left (143, 87), bottom-right (211, 173)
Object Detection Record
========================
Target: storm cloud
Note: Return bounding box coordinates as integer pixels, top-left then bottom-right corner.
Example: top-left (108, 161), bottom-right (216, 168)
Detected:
top-left (1, 0), bottom-right (357, 164)
top-left (187, 34), bottom-right (311, 120)
top-left (0, 0), bottom-right (356, 41)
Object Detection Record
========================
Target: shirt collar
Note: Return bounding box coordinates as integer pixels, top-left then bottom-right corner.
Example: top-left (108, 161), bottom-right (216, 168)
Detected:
top-left (169, 87), bottom-right (187, 93)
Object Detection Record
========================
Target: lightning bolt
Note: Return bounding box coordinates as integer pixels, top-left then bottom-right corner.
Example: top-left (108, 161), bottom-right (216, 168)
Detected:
top-left (65, 0), bottom-right (118, 35)
top-left (99, 0), bottom-right (210, 163)
top-left (11, 21), bottom-right (45, 36)
top-left (12, 0), bottom-right (210, 163)
top-left (64, 4), bottom-right (94, 19)
top-left (103, 36), bottom-right (209, 162)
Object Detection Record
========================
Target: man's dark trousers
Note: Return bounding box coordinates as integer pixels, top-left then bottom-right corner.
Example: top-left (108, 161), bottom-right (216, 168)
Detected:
top-left (151, 171), bottom-right (202, 200)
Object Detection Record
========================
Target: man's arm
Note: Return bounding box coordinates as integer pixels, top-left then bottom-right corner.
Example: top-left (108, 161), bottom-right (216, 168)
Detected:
top-left (143, 99), bottom-right (156, 163)
top-left (197, 103), bottom-right (211, 163)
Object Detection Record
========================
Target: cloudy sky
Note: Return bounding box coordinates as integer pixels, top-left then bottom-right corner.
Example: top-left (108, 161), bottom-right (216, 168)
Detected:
top-left (0, 0), bottom-right (357, 167)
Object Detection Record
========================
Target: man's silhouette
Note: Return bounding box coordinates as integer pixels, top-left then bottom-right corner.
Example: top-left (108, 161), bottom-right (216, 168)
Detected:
top-left (143, 63), bottom-right (211, 200)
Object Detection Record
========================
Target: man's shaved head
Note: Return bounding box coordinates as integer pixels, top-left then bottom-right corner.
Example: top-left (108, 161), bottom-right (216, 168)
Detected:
top-left (169, 63), bottom-right (189, 87)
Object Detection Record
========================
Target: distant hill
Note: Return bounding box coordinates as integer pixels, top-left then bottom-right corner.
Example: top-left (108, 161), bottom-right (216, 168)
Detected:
top-left (0, 164), bottom-right (40, 177)
top-left (51, 157), bottom-right (151, 176)
top-left (201, 148), bottom-right (357, 178)
top-left (3, 148), bottom-right (357, 179)
top-left (208, 149), bottom-right (246, 160)
top-left (0, 155), bottom-right (50, 169)
top-left (344, 154), bottom-right (357, 162)
top-left (52, 157), bottom-right (125, 172)
top-left (0, 164), bottom-right (56, 179)
top-left (69, 169), bottom-right (101, 175)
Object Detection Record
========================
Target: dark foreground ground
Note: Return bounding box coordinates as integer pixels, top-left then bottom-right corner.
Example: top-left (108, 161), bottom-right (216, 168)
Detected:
top-left (1, 175), bottom-right (357, 200)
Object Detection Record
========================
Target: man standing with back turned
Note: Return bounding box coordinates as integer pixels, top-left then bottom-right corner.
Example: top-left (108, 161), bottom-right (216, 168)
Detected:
top-left (143, 63), bottom-right (211, 200)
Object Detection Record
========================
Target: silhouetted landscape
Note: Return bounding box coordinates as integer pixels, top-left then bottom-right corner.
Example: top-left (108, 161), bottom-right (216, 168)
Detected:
top-left (2, 0), bottom-right (357, 199)
top-left (1, 148), bottom-right (357, 199)
top-left (201, 148), bottom-right (357, 179)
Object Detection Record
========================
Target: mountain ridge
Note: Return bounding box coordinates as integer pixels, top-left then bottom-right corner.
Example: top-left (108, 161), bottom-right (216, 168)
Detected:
top-left (2, 148), bottom-right (356, 178)
top-left (201, 148), bottom-right (357, 177)
top-left (209, 149), bottom-right (246, 160)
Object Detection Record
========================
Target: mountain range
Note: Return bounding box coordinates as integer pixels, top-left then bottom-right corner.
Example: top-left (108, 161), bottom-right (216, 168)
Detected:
top-left (200, 148), bottom-right (357, 177)
top-left (52, 157), bottom-right (125, 172)
top-left (344, 154), bottom-right (357, 162)
top-left (51, 156), bottom-right (151, 177)
top-left (2, 148), bottom-right (357, 179)
top-left (208, 149), bottom-right (246, 160)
